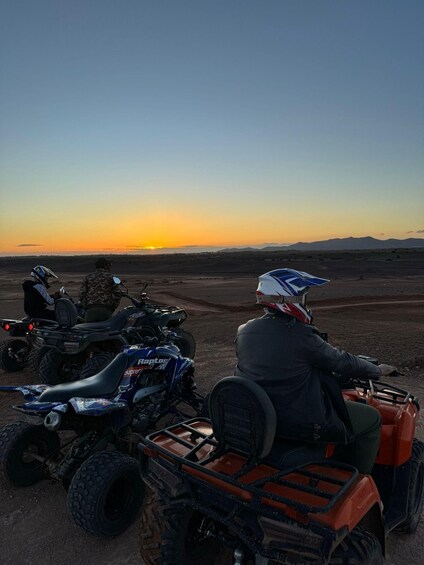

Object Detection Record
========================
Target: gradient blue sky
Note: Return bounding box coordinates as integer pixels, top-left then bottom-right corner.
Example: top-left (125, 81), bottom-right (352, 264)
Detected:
top-left (1, 1), bottom-right (423, 255)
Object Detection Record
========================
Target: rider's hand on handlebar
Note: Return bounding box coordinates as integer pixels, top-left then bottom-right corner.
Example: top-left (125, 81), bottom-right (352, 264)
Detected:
top-left (378, 364), bottom-right (400, 377)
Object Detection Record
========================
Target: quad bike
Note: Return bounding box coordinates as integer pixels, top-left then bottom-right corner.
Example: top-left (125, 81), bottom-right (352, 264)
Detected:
top-left (0, 287), bottom-right (84, 374)
top-left (0, 317), bottom-right (41, 372)
top-left (0, 343), bottom-right (204, 537)
top-left (33, 280), bottom-right (196, 384)
top-left (138, 368), bottom-right (423, 564)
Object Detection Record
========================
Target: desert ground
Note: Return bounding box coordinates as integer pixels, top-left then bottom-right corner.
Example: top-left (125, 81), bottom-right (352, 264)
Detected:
top-left (0, 250), bottom-right (423, 564)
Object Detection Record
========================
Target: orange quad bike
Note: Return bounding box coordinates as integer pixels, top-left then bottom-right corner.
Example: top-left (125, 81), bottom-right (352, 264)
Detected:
top-left (138, 369), bottom-right (423, 564)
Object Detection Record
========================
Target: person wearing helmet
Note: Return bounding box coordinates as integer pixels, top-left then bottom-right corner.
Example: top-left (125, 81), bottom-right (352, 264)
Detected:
top-left (23, 265), bottom-right (59, 320)
top-left (235, 268), bottom-right (397, 474)
top-left (79, 258), bottom-right (122, 322)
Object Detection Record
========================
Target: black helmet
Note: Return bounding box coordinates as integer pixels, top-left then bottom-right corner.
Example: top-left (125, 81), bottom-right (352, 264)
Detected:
top-left (31, 265), bottom-right (58, 287)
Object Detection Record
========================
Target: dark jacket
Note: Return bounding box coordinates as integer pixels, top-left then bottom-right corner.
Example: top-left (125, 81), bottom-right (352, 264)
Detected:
top-left (235, 312), bottom-right (382, 444)
top-left (23, 280), bottom-right (54, 318)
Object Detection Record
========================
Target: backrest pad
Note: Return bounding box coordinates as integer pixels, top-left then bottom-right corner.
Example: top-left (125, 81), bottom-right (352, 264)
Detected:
top-left (208, 376), bottom-right (277, 460)
top-left (55, 298), bottom-right (78, 328)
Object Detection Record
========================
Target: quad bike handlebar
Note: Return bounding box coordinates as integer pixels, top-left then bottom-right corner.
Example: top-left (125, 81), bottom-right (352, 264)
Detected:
top-left (114, 280), bottom-right (167, 311)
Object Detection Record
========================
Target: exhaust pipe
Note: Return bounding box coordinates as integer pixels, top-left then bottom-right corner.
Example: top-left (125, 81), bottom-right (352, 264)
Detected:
top-left (44, 411), bottom-right (62, 431)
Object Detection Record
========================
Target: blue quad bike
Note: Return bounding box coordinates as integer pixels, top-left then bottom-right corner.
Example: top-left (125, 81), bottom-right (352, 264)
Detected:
top-left (0, 344), bottom-right (204, 537)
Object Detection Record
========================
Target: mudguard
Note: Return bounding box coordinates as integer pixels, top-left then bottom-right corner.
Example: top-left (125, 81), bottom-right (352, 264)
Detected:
top-left (13, 400), bottom-right (67, 415)
top-left (0, 384), bottom-right (47, 400)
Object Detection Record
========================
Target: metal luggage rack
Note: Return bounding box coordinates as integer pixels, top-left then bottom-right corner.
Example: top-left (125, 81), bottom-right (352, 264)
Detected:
top-left (360, 380), bottom-right (417, 405)
top-left (145, 418), bottom-right (359, 515)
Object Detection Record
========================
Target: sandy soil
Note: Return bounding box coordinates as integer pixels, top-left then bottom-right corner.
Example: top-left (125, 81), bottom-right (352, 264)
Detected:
top-left (0, 251), bottom-right (423, 564)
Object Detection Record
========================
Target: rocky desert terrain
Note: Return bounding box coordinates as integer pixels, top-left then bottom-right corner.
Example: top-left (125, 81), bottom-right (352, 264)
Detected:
top-left (0, 249), bottom-right (423, 564)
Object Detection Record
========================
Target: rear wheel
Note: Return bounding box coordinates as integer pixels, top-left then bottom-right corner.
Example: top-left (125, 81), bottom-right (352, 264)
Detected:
top-left (0, 421), bottom-right (60, 486)
top-left (395, 438), bottom-right (424, 534)
top-left (80, 351), bottom-right (115, 379)
top-left (68, 451), bottom-right (144, 537)
top-left (0, 339), bottom-right (28, 372)
top-left (329, 526), bottom-right (383, 564)
top-left (139, 490), bottom-right (221, 565)
top-left (172, 328), bottom-right (196, 358)
top-left (38, 349), bottom-right (83, 384)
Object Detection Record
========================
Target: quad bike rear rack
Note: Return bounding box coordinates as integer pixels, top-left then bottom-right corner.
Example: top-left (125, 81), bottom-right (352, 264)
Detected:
top-left (143, 418), bottom-right (359, 517)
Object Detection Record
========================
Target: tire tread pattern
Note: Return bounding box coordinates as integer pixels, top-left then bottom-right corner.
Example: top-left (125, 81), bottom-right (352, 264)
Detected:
top-left (0, 420), bottom-right (59, 486)
top-left (329, 526), bottom-right (383, 564)
top-left (68, 450), bottom-right (143, 537)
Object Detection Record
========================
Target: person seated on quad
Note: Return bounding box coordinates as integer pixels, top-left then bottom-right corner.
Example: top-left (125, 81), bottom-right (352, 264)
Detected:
top-left (235, 268), bottom-right (397, 474)
top-left (79, 257), bottom-right (122, 322)
top-left (23, 265), bottom-right (60, 321)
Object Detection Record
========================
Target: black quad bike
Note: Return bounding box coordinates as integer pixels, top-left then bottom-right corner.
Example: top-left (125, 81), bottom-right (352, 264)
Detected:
top-left (0, 317), bottom-right (52, 373)
top-left (139, 369), bottom-right (423, 564)
top-left (0, 287), bottom-right (84, 374)
top-left (34, 281), bottom-right (196, 385)
top-left (0, 343), bottom-right (204, 537)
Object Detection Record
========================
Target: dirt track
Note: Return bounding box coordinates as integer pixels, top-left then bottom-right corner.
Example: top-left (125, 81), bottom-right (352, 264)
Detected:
top-left (0, 253), bottom-right (423, 564)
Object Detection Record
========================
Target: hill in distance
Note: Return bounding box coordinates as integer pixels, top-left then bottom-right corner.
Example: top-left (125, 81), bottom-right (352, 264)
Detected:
top-left (222, 236), bottom-right (424, 252)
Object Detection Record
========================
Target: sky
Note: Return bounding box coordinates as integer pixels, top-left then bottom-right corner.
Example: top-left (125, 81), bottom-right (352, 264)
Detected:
top-left (0, 0), bottom-right (423, 256)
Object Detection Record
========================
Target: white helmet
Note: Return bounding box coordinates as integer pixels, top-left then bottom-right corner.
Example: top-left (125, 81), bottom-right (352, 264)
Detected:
top-left (256, 268), bottom-right (329, 324)
top-left (31, 265), bottom-right (58, 288)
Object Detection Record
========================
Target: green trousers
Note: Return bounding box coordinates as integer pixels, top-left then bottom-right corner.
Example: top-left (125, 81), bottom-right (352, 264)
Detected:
top-left (334, 401), bottom-right (382, 474)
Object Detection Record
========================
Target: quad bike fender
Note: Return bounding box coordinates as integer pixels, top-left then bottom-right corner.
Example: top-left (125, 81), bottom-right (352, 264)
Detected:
top-left (0, 384), bottom-right (66, 416)
top-left (345, 386), bottom-right (420, 467)
top-left (311, 474), bottom-right (383, 536)
top-left (0, 384), bottom-right (48, 400)
top-left (261, 472), bottom-right (383, 553)
top-left (162, 309), bottom-right (187, 328)
top-left (13, 400), bottom-right (67, 416)
top-left (374, 401), bottom-right (418, 467)
top-left (143, 309), bottom-right (186, 329)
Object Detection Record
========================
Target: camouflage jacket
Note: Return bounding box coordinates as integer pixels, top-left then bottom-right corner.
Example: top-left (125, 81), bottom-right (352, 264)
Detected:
top-left (79, 269), bottom-right (121, 311)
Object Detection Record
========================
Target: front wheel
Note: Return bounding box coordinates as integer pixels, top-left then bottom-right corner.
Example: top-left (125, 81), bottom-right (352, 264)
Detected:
top-left (0, 339), bottom-right (29, 372)
top-left (67, 451), bottom-right (144, 537)
top-left (38, 349), bottom-right (84, 384)
top-left (395, 438), bottom-right (424, 534)
top-left (0, 421), bottom-right (60, 486)
top-left (172, 328), bottom-right (196, 358)
top-left (139, 490), bottom-right (221, 565)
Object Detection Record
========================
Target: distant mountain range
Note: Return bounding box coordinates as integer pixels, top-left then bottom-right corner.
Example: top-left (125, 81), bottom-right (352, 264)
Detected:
top-left (221, 236), bottom-right (424, 252)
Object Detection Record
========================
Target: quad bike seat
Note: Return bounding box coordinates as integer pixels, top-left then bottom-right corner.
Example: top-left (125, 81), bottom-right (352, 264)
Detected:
top-left (39, 353), bottom-right (128, 402)
top-left (55, 298), bottom-right (79, 328)
top-left (55, 299), bottom-right (134, 332)
top-left (73, 310), bottom-right (135, 332)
